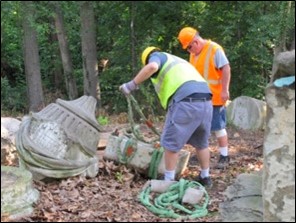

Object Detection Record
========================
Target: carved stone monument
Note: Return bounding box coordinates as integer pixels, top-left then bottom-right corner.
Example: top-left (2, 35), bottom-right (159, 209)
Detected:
top-left (15, 95), bottom-right (102, 180)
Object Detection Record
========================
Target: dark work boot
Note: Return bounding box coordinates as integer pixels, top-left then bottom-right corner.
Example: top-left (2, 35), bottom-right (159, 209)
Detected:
top-left (196, 174), bottom-right (212, 188)
top-left (216, 155), bottom-right (230, 169)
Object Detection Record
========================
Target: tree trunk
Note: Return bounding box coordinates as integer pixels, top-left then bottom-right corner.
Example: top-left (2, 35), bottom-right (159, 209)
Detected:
top-left (53, 1), bottom-right (78, 100)
top-left (291, 33), bottom-right (295, 50)
top-left (130, 1), bottom-right (136, 74)
top-left (50, 19), bottom-right (64, 92)
top-left (22, 1), bottom-right (44, 112)
top-left (80, 1), bottom-right (100, 108)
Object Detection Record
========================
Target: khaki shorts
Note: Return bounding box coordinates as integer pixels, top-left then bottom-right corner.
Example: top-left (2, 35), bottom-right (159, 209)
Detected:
top-left (160, 100), bottom-right (213, 152)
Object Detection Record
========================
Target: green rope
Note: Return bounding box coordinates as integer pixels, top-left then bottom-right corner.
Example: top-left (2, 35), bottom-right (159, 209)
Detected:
top-left (126, 95), bottom-right (160, 143)
top-left (148, 146), bottom-right (164, 179)
top-left (126, 96), bottom-right (147, 143)
top-left (125, 94), bottom-right (164, 179)
top-left (139, 179), bottom-right (209, 219)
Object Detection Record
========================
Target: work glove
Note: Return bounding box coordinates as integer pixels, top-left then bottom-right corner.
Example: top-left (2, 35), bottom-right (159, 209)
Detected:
top-left (119, 80), bottom-right (138, 96)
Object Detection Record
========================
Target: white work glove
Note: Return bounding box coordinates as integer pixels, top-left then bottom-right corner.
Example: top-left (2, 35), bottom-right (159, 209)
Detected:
top-left (119, 80), bottom-right (138, 96)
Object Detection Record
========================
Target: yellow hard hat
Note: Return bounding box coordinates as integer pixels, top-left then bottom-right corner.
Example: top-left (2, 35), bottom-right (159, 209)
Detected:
top-left (141, 46), bottom-right (160, 65)
top-left (178, 27), bottom-right (198, 49)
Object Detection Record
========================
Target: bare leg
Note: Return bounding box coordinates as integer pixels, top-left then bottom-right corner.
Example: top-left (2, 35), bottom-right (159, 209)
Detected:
top-left (195, 147), bottom-right (212, 187)
top-left (196, 148), bottom-right (210, 170)
top-left (164, 149), bottom-right (179, 171)
top-left (164, 149), bottom-right (179, 181)
top-left (217, 135), bottom-right (228, 148)
top-left (215, 129), bottom-right (228, 156)
top-left (216, 131), bottom-right (230, 169)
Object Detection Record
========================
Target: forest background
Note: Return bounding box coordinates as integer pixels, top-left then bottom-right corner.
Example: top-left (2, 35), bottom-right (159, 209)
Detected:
top-left (1, 1), bottom-right (295, 119)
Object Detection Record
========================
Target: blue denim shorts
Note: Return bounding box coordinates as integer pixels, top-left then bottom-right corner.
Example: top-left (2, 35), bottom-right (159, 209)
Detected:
top-left (211, 106), bottom-right (227, 131)
top-left (160, 100), bottom-right (213, 152)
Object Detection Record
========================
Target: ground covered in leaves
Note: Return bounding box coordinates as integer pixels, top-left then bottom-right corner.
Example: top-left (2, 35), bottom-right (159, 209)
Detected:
top-left (2, 117), bottom-right (264, 222)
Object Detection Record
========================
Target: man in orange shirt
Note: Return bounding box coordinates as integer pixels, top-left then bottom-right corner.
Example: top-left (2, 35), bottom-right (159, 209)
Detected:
top-left (178, 27), bottom-right (231, 169)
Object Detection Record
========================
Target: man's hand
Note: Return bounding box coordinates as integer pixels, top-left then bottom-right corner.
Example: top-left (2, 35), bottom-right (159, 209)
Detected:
top-left (119, 80), bottom-right (138, 96)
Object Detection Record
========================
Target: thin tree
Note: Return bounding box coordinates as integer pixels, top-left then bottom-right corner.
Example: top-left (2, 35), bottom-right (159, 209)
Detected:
top-left (49, 18), bottom-right (64, 93)
top-left (21, 1), bottom-right (44, 112)
top-left (129, 1), bottom-right (137, 74)
top-left (52, 1), bottom-right (78, 100)
top-left (80, 1), bottom-right (100, 107)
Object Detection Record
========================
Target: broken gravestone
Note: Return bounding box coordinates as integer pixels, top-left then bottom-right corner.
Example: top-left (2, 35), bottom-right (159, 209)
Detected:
top-left (1, 165), bottom-right (39, 220)
top-left (15, 95), bottom-right (102, 180)
top-left (226, 96), bottom-right (266, 130)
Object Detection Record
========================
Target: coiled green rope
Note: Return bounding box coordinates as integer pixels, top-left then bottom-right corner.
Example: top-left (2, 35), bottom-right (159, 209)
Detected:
top-left (139, 179), bottom-right (209, 219)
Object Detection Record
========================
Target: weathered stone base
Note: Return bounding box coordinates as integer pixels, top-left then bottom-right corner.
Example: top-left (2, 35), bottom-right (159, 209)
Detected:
top-left (1, 165), bottom-right (39, 220)
top-left (104, 135), bottom-right (190, 177)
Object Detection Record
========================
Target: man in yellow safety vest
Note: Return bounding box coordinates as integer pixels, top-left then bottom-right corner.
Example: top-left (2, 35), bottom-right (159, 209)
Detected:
top-left (120, 46), bottom-right (213, 187)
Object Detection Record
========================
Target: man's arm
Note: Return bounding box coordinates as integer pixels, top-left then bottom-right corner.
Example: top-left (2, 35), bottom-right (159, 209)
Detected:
top-left (221, 64), bottom-right (231, 102)
top-left (119, 62), bottom-right (159, 95)
top-left (133, 62), bottom-right (159, 85)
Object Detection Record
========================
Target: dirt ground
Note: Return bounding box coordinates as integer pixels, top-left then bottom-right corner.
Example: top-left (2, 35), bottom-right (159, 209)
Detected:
top-left (1, 118), bottom-right (264, 222)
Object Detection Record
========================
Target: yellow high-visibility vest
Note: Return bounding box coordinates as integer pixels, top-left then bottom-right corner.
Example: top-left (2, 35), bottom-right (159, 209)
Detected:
top-left (151, 53), bottom-right (206, 109)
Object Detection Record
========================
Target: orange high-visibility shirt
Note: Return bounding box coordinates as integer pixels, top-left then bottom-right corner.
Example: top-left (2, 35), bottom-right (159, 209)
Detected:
top-left (190, 40), bottom-right (224, 106)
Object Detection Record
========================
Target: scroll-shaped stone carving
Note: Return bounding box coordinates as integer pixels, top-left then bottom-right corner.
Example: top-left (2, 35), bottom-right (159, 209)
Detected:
top-left (15, 96), bottom-right (102, 180)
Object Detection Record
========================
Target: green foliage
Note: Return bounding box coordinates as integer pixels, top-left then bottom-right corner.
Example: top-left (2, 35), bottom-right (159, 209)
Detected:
top-left (97, 115), bottom-right (109, 126)
top-left (1, 1), bottom-right (295, 116)
top-left (99, 66), bottom-right (131, 113)
top-left (74, 68), bottom-right (84, 95)
top-left (1, 1), bottom-right (23, 77)
top-left (138, 82), bottom-right (165, 117)
top-left (115, 171), bottom-right (124, 183)
top-left (1, 77), bottom-right (27, 113)
top-left (194, 1), bottom-right (294, 101)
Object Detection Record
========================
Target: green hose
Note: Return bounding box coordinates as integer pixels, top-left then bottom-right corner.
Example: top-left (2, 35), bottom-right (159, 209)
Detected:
top-left (139, 179), bottom-right (209, 219)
